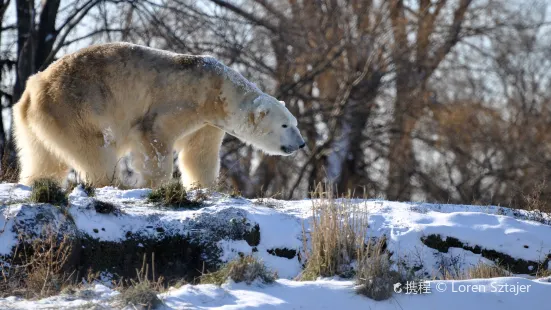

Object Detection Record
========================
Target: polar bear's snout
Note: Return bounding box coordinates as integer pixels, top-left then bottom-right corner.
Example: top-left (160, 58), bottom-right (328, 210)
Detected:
top-left (280, 126), bottom-right (305, 154)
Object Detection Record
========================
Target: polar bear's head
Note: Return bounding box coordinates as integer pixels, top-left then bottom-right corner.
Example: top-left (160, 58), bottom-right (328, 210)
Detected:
top-left (228, 94), bottom-right (305, 156)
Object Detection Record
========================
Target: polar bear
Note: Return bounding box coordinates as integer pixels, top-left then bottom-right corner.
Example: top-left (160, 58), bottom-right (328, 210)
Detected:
top-left (13, 42), bottom-right (305, 188)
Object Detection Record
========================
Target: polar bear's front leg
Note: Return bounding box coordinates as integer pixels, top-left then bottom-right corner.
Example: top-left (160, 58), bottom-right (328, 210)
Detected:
top-left (174, 125), bottom-right (225, 188)
top-left (130, 133), bottom-right (173, 188)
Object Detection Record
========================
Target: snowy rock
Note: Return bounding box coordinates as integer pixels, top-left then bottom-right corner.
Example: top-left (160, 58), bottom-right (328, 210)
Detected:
top-left (0, 203), bottom-right (79, 259)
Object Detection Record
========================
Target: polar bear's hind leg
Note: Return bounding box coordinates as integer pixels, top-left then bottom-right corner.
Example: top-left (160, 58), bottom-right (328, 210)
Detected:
top-left (14, 112), bottom-right (69, 185)
top-left (16, 96), bottom-right (122, 187)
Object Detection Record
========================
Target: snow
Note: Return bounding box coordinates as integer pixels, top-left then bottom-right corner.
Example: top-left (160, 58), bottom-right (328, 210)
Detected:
top-left (161, 277), bottom-right (551, 309)
top-left (1, 184), bottom-right (551, 308)
top-left (2, 278), bottom-right (549, 309)
top-left (0, 284), bottom-right (119, 309)
top-left (0, 204), bottom-right (21, 255)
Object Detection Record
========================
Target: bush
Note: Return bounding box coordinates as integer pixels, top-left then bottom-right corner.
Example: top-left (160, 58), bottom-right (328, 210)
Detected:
top-left (29, 179), bottom-right (68, 205)
top-left (200, 255), bottom-right (277, 285)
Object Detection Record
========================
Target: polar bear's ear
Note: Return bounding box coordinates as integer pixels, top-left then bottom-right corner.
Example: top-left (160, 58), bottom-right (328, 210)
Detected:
top-left (278, 101), bottom-right (286, 106)
top-left (249, 104), bottom-right (270, 127)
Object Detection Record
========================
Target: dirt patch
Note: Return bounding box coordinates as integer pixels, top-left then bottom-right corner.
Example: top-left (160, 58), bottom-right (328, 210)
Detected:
top-left (79, 233), bottom-right (216, 284)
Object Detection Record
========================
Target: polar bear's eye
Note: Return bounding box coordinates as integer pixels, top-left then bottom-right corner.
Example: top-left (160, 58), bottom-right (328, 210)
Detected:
top-left (282, 125), bottom-right (288, 128)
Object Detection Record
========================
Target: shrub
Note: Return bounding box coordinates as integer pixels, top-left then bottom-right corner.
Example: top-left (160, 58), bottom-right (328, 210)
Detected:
top-left (29, 179), bottom-right (68, 205)
top-left (147, 181), bottom-right (200, 208)
top-left (200, 255), bottom-right (277, 285)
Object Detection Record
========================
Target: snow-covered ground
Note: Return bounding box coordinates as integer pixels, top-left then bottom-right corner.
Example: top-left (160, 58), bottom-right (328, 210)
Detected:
top-left (1, 183), bottom-right (551, 309)
top-left (3, 277), bottom-right (550, 310)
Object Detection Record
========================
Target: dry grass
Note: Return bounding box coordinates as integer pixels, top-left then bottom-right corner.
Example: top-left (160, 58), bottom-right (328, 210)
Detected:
top-left (118, 253), bottom-right (165, 309)
top-left (29, 179), bottom-right (68, 205)
top-left (535, 266), bottom-right (551, 279)
top-left (200, 255), bottom-right (277, 285)
top-left (440, 262), bottom-right (509, 280)
top-left (1, 232), bottom-right (76, 298)
top-left (355, 237), bottom-right (401, 301)
top-left (0, 150), bottom-right (19, 183)
top-left (298, 184), bottom-right (370, 280)
top-left (1, 233), bottom-right (174, 306)
top-left (521, 178), bottom-right (551, 217)
top-left (466, 262), bottom-right (509, 279)
top-left (297, 184), bottom-right (401, 301)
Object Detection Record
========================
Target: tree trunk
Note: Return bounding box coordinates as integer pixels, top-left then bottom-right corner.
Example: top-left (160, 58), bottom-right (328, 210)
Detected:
top-left (14, 0), bottom-right (34, 103)
top-left (387, 72), bottom-right (416, 201)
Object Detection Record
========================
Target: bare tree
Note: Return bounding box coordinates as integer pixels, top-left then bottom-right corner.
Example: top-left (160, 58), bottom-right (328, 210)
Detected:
top-left (0, 0), bottom-right (137, 175)
top-left (1, 0), bottom-right (550, 210)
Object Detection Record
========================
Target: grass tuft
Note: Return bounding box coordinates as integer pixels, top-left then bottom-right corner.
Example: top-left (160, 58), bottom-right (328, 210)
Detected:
top-left (80, 183), bottom-right (96, 197)
top-left (147, 181), bottom-right (200, 208)
top-left (93, 200), bottom-right (119, 214)
top-left (66, 180), bottom-right (96, 197)
top-left (118, 253), bottom-right (165, 309)
top-left (120, 281), bottom-right (163, 309)
top-left (200, 255), bottom-right (277, 285)
top-left (29, 179), bottom-right (68, 205)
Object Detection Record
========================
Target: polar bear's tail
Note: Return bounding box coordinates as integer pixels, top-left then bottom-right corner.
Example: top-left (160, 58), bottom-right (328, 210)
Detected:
top-left (13, 90), bottom-right (30, 127)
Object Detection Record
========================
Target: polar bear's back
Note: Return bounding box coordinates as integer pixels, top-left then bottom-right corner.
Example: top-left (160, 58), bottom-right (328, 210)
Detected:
top-left (41, 42), bottom-right (215, 95)
top-left (25, 43), bottom-right (221, 123)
